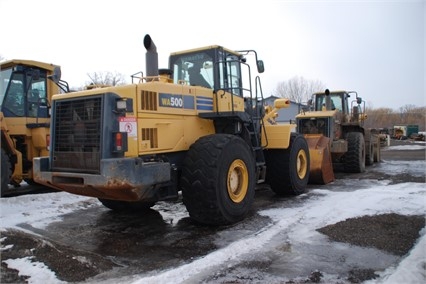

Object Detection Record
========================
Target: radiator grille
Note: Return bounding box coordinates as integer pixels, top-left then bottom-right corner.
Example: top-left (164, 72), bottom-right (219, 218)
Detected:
top-left (141, 90), bottom-right (157, 111)
top-left (52, 97), bottom-right (102, 173)
top-left (141, 128), bottom-right (158, 148)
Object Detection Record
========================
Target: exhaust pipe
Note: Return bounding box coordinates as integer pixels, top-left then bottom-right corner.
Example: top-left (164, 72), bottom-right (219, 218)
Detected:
top-left (324, 89), bottom-right (332, 111)
top-left (143, 34), bottom-right (158, 78)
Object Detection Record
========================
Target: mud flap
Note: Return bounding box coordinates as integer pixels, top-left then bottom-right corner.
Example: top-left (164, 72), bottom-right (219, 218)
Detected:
top-left (304, 134), bottom-right (335, 184)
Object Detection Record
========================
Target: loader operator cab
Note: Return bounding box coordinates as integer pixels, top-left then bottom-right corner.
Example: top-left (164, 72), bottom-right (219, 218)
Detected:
top-left (301, 90), bottom-right (354, 138)
top-left (169, 46), bottom-right (264, 99)
top-left (0, 63), bottom-right (49, 118)
top-left (313, 91), bottom-right (349, 114)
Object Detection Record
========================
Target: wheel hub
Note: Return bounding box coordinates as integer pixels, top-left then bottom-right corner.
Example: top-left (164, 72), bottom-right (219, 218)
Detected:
top-left (227, 159), bottom-right (248, 203)
top-left (297, 150), bottom-right (308, 179)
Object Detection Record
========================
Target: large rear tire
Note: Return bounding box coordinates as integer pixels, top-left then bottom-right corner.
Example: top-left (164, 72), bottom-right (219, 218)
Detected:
top-left (181, 134), bottom-right (256, 225)
top-left (1, 149), bottom-right (12, 197)
top-left (343, 132), bottom-right (366, 173)
top-left (264, 133), bottom-right (310, 196)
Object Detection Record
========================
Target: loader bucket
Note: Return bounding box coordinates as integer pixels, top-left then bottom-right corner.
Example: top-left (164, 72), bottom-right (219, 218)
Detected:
top-left (304, 134), bottom-right (335, 184)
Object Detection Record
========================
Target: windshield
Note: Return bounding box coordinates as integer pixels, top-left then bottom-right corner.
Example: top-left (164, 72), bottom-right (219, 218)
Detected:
top-left (0, 68), bottom-right (13, 107)
top-left (2, 71), bottom-right (25, 116)
top-left (316, 93), bottom-right (344, 111)
top-left (169, 48), bottom-right (245, 97)
top-left (170, 51), bottom-right (214, 89)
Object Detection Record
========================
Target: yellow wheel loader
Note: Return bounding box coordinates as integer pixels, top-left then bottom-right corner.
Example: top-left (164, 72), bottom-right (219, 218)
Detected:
top-left (295, 89), bottom-right (381, 185)
top-left (1, 59), bottom-right (66, 196)
top-left (34, 34), bottom-right (310, 225)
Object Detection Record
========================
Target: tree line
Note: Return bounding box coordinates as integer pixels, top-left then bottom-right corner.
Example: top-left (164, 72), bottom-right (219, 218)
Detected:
top-left (363, 106), bottom-right (425, 132)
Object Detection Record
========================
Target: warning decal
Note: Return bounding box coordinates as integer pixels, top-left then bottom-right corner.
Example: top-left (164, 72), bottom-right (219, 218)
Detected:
top-left (119, 117), bottom-right (137, 137)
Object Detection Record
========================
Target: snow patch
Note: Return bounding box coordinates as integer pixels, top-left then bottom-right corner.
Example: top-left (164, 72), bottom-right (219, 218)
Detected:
top-left (3, 257), bottom-right (66, 284)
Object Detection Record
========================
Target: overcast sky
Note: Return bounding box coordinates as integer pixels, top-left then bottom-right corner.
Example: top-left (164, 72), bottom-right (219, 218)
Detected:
top-left (0, 0), bottom-right (424, 110)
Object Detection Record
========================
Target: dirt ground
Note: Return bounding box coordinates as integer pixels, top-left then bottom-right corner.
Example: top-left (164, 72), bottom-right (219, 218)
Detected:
top-left (1, 139), bottom-right (425, 283)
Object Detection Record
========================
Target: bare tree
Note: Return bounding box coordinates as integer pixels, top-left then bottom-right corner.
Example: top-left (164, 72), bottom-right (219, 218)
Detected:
top-left (364, 106), bottom-right (425, 132)
top-left (364, 107), bottom-right (395, 129)
top-left (86, 71), bottom-right (126, 87)
top-left (274, 76), bottom-right (326, 104)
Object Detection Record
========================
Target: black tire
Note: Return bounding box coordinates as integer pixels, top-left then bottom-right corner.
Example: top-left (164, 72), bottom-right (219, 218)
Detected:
top-left (264, 133), bottom-right (310, 196)
top-left (365, 139), bottom-right (374, 166)
top-left (180, 134), bottom-right (256, 225)
top-left (1, 149), bottom-right (12, 197)
top-left (98, 199), bottom-right (155, 211)
top-left (343, 132), bottom-right (366, 173)
top-left (374, 141), bottom-right (381, 163)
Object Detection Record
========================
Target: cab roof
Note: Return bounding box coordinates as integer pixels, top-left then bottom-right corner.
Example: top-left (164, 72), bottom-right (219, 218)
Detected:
top-left (169, 45), bottom-right (241, 57)
top-left (314, 90), bottom-right (348, 95)
top-left (0, 59), bottom-right (59, 71)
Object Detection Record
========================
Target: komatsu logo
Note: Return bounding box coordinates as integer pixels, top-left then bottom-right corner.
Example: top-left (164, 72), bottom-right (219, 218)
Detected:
top-left (159, 93), bottom-right (194, 109)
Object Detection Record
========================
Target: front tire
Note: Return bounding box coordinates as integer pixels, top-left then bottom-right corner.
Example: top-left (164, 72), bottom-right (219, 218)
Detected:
top-left (181, 134), bottom-right (256, 225)
top-left (264, 133), bottom-right (310, 196)
top-left (343, 132), bottom-right (366, 173)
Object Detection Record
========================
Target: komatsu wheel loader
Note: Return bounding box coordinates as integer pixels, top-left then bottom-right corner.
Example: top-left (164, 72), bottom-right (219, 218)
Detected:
top-left (296, 89), bottom-right (380, 184)
top-left (34, 34), bottom-right (310, 225)
top-left (1, 59), bottom-right (66, 196)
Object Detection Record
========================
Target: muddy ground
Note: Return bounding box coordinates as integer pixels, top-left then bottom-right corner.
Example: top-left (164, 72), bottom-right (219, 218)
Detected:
top-left (1, 139), bottom-right (425, 283)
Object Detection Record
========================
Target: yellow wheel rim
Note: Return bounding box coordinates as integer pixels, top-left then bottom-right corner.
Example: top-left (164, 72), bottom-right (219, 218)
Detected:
top-left (296, 150), bottom-right (308, 179)
top-left (227, 159), bottom-right (249, 203)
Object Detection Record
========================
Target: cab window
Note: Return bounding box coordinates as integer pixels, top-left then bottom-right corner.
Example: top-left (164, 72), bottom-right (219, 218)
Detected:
top-left (27, 74), bottom-right (48, 117)
top-left (170, 52), bottom-right (213, 89)
top-left (218, 53), bottom-right (242, 96)
top-left (2, 72), bottom-right (25, 117)
top-left (330, 95), bottom-right (342, 111)
top-left (316, 94), bottom-right (343, 111)
top-left (0, 68), bottom-right (12, 108)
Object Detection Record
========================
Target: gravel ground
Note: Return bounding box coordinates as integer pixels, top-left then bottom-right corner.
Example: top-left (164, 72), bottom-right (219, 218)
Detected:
top-left (315, 213), bottom-right (425, 283)
top-left (317, 213), bottom-right (425, 257)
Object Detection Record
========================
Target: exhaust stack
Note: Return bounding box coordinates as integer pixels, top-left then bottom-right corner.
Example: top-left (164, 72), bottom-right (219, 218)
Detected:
top-left (324, 89), bottom-right (332, 111)
top-left (143, 34), bottom-right (158, 79)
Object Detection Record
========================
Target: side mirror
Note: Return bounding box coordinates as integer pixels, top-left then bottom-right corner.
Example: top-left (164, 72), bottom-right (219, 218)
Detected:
top-left (49, 66), bottom-right (62, 84)
top-left (257, 60), bottom-right (265, 73)
top-left (357, 97), bottom-right (362, 104)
